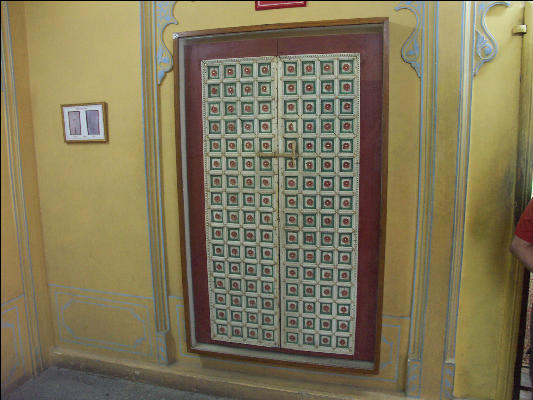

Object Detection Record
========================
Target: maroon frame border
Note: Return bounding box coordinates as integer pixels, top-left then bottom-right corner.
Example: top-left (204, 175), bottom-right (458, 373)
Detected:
top-left (173, 17), bottom-right (389, 375)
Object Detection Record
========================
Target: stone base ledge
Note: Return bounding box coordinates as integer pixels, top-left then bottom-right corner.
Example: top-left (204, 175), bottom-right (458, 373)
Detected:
top-left (49, 346), bottom-right (406, 400)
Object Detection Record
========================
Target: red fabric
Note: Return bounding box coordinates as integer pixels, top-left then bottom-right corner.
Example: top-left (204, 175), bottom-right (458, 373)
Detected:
top-left (516, 198), bottom-right (533, 243)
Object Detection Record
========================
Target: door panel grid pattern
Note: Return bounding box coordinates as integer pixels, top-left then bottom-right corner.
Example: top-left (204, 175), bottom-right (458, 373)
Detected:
top-left (278, 54), bottom-right (360, 354)
top-left (202, 57), bottom-right (280, 346)
top-left (202, 54), bottom-right (360, 354)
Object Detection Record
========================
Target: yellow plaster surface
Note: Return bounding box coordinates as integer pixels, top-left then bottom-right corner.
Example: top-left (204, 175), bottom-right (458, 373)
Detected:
top-left (453, 3), bottom-right (524, 398)
top-left (23, 1), bottom-right (152, 297)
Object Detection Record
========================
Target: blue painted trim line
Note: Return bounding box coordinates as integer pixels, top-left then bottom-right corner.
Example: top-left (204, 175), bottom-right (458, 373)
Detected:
top-left (48, 283), bottom-right (154, 300)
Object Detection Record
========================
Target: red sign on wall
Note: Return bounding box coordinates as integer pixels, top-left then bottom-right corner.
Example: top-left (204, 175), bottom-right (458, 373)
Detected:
top-left (255, 1), bottom-right (307, 11)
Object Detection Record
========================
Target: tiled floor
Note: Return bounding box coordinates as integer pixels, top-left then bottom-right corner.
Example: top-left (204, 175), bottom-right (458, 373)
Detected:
top-left (4, 367), bottom-right (232, 400)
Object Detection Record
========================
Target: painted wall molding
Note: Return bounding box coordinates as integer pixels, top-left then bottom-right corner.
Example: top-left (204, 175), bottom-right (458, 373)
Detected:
top-left (156, 1), bottom-right (178, 85)
top-left (55, 292), bottom-right (151, 357)
top-left (1, 303), bottom-right (24, 391)
top-left (473, 1), bottom-right (511, 76)
top-left (440, 2), bottom-right (513, 398)
top-left (1, 1), bottom-right (43, 376)
top-left (139, 0), bottom-right (176, 364)
top-left (395, 1), bottom-right (439, 397)
top-left (440, 3), bottom-right (474, 399)
top-left (395, 1), bottom-right (424, 78)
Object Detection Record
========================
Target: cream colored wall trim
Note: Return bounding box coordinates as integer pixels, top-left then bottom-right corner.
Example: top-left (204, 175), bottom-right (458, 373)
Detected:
top-left (395, 2), bottom-right (439, 397)
top-left (495, 2), bottom-right (532, 399)
top-left (139, 0), bottom-right (177, 365)
top-left (1, 1), bottom-right (43, 376)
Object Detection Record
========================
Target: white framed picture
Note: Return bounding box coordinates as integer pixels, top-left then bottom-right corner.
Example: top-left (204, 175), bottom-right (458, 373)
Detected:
top-left (61, 102), bottom-right (108, 143)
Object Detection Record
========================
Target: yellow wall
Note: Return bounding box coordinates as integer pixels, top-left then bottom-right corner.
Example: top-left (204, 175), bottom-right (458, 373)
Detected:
top-left (1, 1), bottom-right (528, 399)
top-left (454, 3), bottom-right (525, 398)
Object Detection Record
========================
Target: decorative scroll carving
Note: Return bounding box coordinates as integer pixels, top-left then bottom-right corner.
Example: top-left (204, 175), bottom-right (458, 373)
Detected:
top-left (473, 1), bottom-right (511, 76)
top-left (156, 1), bottom-right (178, 85)
top-left (395, 1), bottom-right (424, 78)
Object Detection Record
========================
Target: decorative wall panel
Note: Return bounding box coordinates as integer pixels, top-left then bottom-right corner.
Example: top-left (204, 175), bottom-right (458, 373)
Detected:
top-left (202, 54), bottom-right (360, 354)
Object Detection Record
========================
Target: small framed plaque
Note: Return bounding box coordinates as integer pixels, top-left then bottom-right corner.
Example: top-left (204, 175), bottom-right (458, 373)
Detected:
top-left (61, 102), bottom-right (108, 143)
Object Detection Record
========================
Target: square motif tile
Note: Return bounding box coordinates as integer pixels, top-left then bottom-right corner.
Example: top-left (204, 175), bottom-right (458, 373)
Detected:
top-left (321, 158), bottom-right (334, 172)
top-left (241, 64), bottom-right (253, 78)
top-left (338, 269), bottom-right (352, 282)
top-left (303, 214), bottom-right (316, 228)
top-left (286, 231), bottom-right (299, 245)
top-left (321, 250), bottom-right (334, 264)
top-left (303, 120), bottom-right (317, 134)
top-left (302, 81), bottom-right (316, 95)
top-left (242, 139), bottom-right (254, 152)
top-left (303, 231), bottom-right (316, 245)
top-left (320, 60), bottom-right (334, 75)
top-left (303, 100), bottom-right (316, 114)
top-left (260, 212), bottom-right (273, 225)
top-left (303, 318), bottom-right (315, 330)
top-left (286, 300), bottom-right (299, 313)
top-left (339, 99), bottom-right (354, 115)
top-left (303, 158), bottom-right (316, 172)
top-left (339, 59), bottom-right (354, 74)
top-left (207, 102), bottom-right (220, 116)
top-left (208, 84), bottom-right (220, 98)
top-left (223, 65), bottom-right (237, 78)
top-left (258, 81), bottom-right (271, 96)
top-left (207, 65), bottom-right (220, 79)
top-left (258, 101), bottom-right (272, 114)
top-left (241, 120), bottom-right (254, 133)
top-left (258, 63), bottom-right (271, 77)
top-left (302, 267), bottom-right (315, 280)
top-left (241, 82), bottom-right (254, 96)
top-left (302, 138), bottom-right (316, 153)
top-left (241, 102), bottom-right (254, 115)
top-left (303, 195), bottom-right (316, 209)
top-left (321, 139), bottom-right (334, 153)
top-left (284, 100), bottom-right (298, 114)
top-left (302, 60), bottom-right (316, 75)
top-left (284, 81), bottom-right (298, 96)
top-left (339, 80), bottom-right (354, 94)
top-left (283, 61), bottom-right (297, 76)
top-left (247, 312), bottom-right (258, 323)
top-left (284, 119), bottom-right (298, 133)
top-left (225, 102), bottom-right (237, 115)
top-left (224, 83), bottom-right (236, 97)
top-left (320, 80), bottom-right (334, 95)
top-left (245, 264), bottom-right (257, 276)
top-left (321, 196), bottom-right (335, 209)
top-left (261, 264), bottom-right (274, 277)
top-left (321, 99), bottom-right (335, 114)
top-left (226, 210), bottom-right (239, 224)
top-left (303, 302), bottom-right (315, 314)
top-left (340, 139), bottom-right (353, 153)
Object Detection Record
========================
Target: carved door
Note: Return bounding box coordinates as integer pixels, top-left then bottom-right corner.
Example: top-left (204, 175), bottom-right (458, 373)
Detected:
top-left (183, 32), bottom-right (384, 363)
